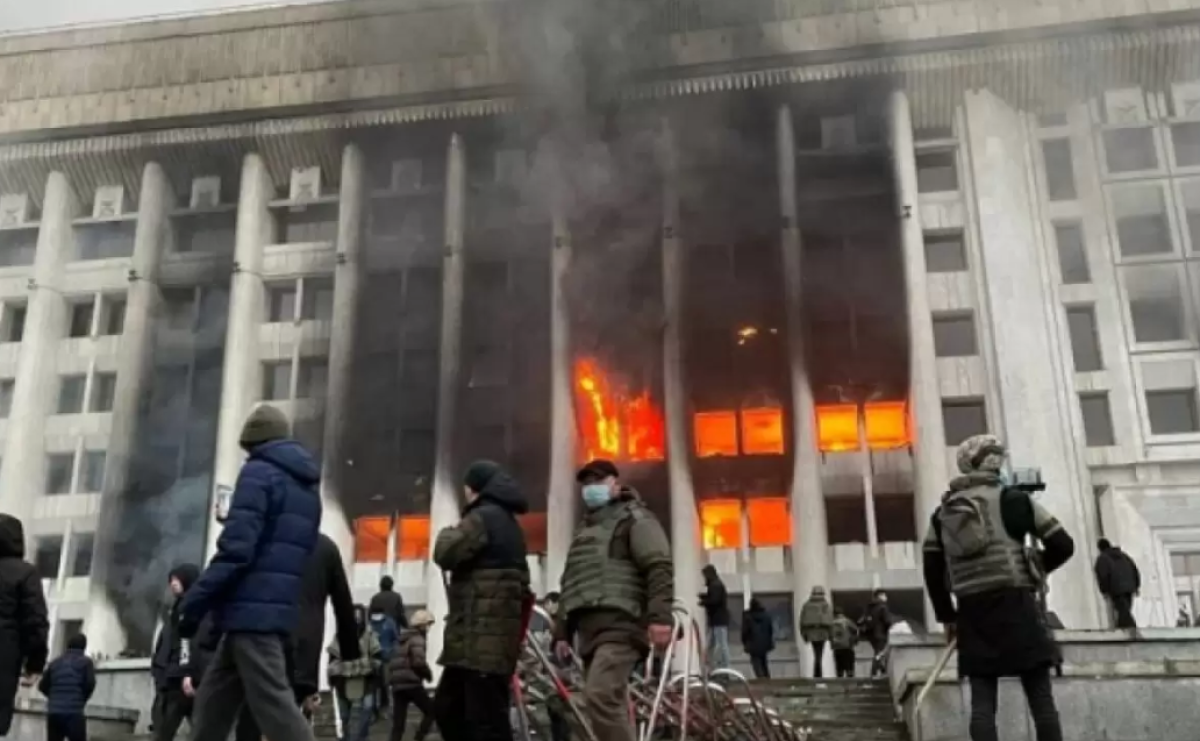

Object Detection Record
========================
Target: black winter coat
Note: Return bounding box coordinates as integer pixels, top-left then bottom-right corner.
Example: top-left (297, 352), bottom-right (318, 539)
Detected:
top-left (291, 533), bottom-right (359, 697)
top-left (369, 589), bottom-right (407, 630)
top-left (152, 565), bottom-right (201, 689)
top-left (37, 649), bottom-right (95, 716)
top-left (0, 514), bottom-right (49, 736)
top-left (1094, 548), bottom-right (1140, 597)
top-left (740, 604), bottom-right (775, 656)
top-left (700, 571), bottom-right (730, 628)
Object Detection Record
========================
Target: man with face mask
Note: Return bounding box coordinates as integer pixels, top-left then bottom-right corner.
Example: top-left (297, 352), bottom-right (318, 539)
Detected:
top-left (554, 460), bottom-right (674, 741)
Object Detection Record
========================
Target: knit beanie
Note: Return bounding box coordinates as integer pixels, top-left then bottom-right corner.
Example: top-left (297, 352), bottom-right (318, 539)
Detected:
top-left (239, 404), bottom-right (290, 448)
top-left (67, 633), bottom-right (88, 651)
top-left (463, 459), bottom-right (501, 493)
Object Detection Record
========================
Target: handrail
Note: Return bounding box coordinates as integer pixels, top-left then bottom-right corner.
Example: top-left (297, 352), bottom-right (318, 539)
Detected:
top-left (910, 637), bottom-right (957, 741)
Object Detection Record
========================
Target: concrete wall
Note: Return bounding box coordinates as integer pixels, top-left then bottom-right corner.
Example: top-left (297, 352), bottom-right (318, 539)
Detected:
top-left (891, 630), bottom-right (1200, 741)
top-left (7, 696), bottom-right (137, 741)
top-left (87, 659), bottom-right (155, 735)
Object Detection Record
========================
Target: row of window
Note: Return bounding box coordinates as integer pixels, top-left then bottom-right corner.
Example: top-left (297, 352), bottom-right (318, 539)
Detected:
top-left (33, 533), bottom-right (93, 580)
top-left (46, 449), bottom-right (106, 496)
top-left (265, 277), bottom-right (335, 324)
top-left (0, 372), bottom-right (118, 418)
top-left (261, 358), bottom-right (329, 402)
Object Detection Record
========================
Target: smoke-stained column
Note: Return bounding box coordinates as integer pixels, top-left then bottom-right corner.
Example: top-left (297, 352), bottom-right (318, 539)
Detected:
top-left (88, 162), bottom-right (174, 653)
top-left (858, 408), bottom-right (880, 560)
top-left (777, 104), bottom-right (831, 678)
top-left (320, 143), bottom-right (367, 565)
top-left (661, 119), bottom-right (702, 661)
top-left (207, 153), bottom-right (275, 560)
top-left (961, 89), bottom-right (1101, 628)
top-left (546, 202), bottom-right (576, 593)
top-left (0, 172), bottom-right (75, 529)
top-left (426, 133), bottom-right (467, 675)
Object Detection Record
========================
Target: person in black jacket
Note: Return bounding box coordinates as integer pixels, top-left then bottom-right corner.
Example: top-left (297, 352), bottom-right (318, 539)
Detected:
top-left (699, 565), bottom-right (730, 671)
top-left (1094, 539), bottom-right (1141, 629)
top-left (151, 564), bottom-right (201, 741)
top-left (740, 599), bottom-right (774, 679)
top-left (0, 513), bottom-right (49, 737)
top-left (369, 576), bottom-right (408, 630)
top-left (37, 633), bottom-right (95, 741)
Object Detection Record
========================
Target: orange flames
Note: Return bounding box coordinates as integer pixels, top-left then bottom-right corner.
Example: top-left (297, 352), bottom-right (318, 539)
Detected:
top-left (574, 358), bottom-right (665, 462)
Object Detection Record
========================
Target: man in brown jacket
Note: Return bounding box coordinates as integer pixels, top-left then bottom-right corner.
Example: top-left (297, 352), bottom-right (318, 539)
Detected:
top-left (555, 460), bottom-right (674, 741)
top-left (432, 461), bottom-right (530, 741)
top-left (388, 610), bottom-right (436, 741)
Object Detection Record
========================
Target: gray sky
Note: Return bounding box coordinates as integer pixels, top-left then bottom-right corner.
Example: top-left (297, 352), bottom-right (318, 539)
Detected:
top-left (0, 0), bottom-right (328, 33)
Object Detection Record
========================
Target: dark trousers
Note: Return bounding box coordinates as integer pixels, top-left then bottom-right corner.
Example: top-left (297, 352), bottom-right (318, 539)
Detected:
top-left (46, 713), bottom-right (87, 741)
top-left (1111, 594), bottom-right (1137, 629)
top-left (391, 688), bottom-right (436, 741)
top-left (809, 641), bottom-right (826, 678)
top-left (188, 633), bottom-right (315, 741)
top-left (153, 686), bottom-right (193, 741)
top-left (547, 703), bottom-right (571, 741)
top-left (748, 653), bottom-right (770, 679)
top-left (968, 668), bottom-right (1062, 741)
top-left (869, 638), bottom-right (888, 677)
top-left (433, 668), bottom-right (512, 741)
top-left (833, 648), bottom-right (856, 678)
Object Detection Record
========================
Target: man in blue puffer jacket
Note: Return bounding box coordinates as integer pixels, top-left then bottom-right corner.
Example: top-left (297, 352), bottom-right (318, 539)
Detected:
top-left (38, 632), bottom-right (95, 741)
top-left (179, 404), bottom-right (330, 741)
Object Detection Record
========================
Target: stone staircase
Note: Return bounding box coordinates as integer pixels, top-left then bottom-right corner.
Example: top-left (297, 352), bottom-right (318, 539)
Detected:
top-left (307, 678), bottom-right (905, 741)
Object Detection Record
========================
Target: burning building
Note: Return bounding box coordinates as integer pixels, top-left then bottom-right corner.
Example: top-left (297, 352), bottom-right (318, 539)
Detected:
top-left (2, 0), bottom-right (1200, 675)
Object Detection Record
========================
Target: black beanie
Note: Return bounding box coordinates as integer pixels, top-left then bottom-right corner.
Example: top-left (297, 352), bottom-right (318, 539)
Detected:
top-left (463, 460), bottom-right (501, 493)
top-left (239, 404), bottom-right (290, 448)
top-left (67, 633), bottom-right (88, 651)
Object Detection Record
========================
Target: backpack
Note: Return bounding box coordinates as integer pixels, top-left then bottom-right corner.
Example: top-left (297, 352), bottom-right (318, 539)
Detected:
top-left (830, 619), bottom-right (854, 649)
top-left (937, 491), bottom-right (990, 559)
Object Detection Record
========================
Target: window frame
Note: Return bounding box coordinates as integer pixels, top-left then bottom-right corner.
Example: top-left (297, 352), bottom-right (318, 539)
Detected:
top-left (1106, 181), bottom-right (1182, 262)
top-left (1078, 392), bottom-right (1116, 447)
top-left (1118, 262), bottom-right (1194, 349)
top-left (931, 311), bottom-right (979, 358)
top-left (941, 398), bottom-right (988, 446)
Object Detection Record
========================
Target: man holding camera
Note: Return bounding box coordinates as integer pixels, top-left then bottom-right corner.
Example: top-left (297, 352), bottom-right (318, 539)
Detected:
top-left (922, 434), bottom-right (1075, 741)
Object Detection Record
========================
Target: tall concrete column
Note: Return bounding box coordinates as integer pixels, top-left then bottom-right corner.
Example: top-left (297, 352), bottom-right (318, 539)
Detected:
top-left (320, 143), bottom-right (367, 565)
top-left (426, 133), bottom-right (467, 674)
top-left (88, 162), bottom-right (173, 654)
top-left (858, 407), bottom-right (880, 560)
top-left (961, 89), bottom-right (1101, 628)
top-left (0, 172), bottom-right (75, 531)
top-left (545, 201), bottom-right (576, 594)
top-left (661, 119), bottom-right (702, 664)
top-left (777, 104), bottom-right (830, 678)
top-left (207, 153), bottom-right (275, 560)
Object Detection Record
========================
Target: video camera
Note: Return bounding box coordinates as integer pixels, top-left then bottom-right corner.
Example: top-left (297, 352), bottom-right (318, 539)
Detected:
top-left (1007, 467), bottom-right (1046, 494)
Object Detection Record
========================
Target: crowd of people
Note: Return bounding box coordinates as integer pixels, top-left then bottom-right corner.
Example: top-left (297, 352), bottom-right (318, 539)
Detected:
top-left (0, 404), bottom-right (1184, 741)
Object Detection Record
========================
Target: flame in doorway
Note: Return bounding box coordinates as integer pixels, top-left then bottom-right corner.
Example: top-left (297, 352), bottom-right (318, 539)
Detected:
top-left (574, 358), bottom-right (665, 462)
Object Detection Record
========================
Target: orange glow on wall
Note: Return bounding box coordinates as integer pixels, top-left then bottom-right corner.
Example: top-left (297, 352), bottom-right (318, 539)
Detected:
top-left (700, 499), bottom-right (743, 549)
top-left (741, 407), bottom-right (785, 455)
top-left (519, 513), bottom-right (548, 554)
top-left (397, 516), bottom-right (430, 561)
top-left (747, 498), bottom-right (792, 547)
top-left (817, 404), bottom-right (860, 452)
top-left (354, 517), bottom-right (390, 563)
top-left (864, 401), bottom-right (910, 449)
top-left (574, 357), bottom-right (665, 462)
top-left (694, 411), bottom-right (738, 457)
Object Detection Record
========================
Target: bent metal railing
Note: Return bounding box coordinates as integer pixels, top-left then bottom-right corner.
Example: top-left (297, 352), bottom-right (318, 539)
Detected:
top-left (909, 638), bottom-right (958, 741)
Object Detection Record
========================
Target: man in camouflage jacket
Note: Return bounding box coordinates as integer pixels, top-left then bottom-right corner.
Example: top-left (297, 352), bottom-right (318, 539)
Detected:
top-left (432, 460), bottom-right (531, 741)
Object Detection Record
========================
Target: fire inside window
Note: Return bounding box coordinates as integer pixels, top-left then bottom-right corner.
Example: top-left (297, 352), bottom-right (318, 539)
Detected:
top-left (354, 515), bottom-right (431, 562)
top-left (693, 407), bottom-right (785, 457)
top-left (815, 401), bottom-right (910, 452)
top-left (519, 512), bottom-right (548, 554)
top-left (397, 516), bottom-right (430, 561)
top-left (574, 357), bottom-right (665, 462)
top-left (699, 497), bottom-right (792, 549)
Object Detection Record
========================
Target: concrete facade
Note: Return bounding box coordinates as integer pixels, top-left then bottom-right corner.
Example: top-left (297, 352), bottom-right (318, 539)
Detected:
top-left (2, 0), bottom-right (1200, 663)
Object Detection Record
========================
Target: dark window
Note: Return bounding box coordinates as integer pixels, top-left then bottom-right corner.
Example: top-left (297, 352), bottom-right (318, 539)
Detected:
top-left (160, 289), bottom-right (195, 331)
top-left (0, 230), bottom-right (36, 267)
top-left (1079, 393), bottom-right (1115, 446)
top-left (1042, 139), bottom-right (1077, 201)
top-left (75, 222), bottom-right (135, 261)
top-left (398, 430), bottom-right (436, 474)
top-left (1146, 389), bottom-right (1200, 434)
top-left (1054, 224), bottom-right (1090, 284)
top-left (942, 399), bottom-right (988, 445)
top-left (1103, 127), bottom-right (1158, 173)
top-left (301, 278), bottom-right (335, 321)
top-left (924, 233), bottom-right (967, 273)
top-left (825, 497), bottom-right (868, 544)
top-left (67, 301), bottom-right (93, 338)
top-left (99, 296), bottom-right (125, 336)
top-left (266, 283), bottom-right (298, 323)
top-left (57, 375), bottom-right (86, 414)
top-left (46, 454), bottom-right (73, 494)
top-left (34, 537), bottom-right (62, 580)
top-left (1128, 276), bottom-right (1186, 343)
top-left (80, 450), bottom-right (106, 492)
top-left (70, 533), bottom-right (94, 577)
top-left (468, 345), bottom-right (509, 388)
top-left (1172, 123), bottom-right (1200, 168)
top-left (175, 214), bottom-right (236, 254)
top-left (296, 358), bottom-right (328, 400)
top-left (0, 379), bottom-right (12, 418)
top-left (916, 151), bottom-right (958, 193)
top-left (2, 304), bottom-right (25, 343)
top-left (1113, 185), bottom-right (1173, 257)
top-left (262, 361), bottom-right (291, 401)
top-left (280, 207), bottom-right (338, 244)
top-left (932, 313), bottom-right (977, 357)
top-left (1065, 307), bottom-right (1103, 372)
top-left (90, 373), bottom-right (117, 413)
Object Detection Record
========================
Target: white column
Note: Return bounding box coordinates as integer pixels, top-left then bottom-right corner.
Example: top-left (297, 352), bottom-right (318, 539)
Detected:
top-left (0, 172), bottom-right (75, 531)
top-left (661, 119), bottom-right (703, 664)
top-left (777, 104), bottom-right (830, 678)
top-left (426, 133), bottom-right (467, 674)
top-left (887, 90), bottom-right (949, 539)
top-left (858, 407), bottom-right (880, 560)
top-left (87, 162), bottom-right (173, 654)
top-left (961, 89), bottom-right (1101, 628)
top-left (546, 200), bottom-right (576, 594)
top-left (207, 153), bottom-right (274, 560)
top-left (320, 143), bottom-right (367, 565)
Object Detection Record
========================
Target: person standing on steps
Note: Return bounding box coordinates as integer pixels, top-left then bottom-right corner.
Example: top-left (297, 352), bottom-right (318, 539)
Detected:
top-left (1094, 539), bottom-right (1141, 630)
top-left (830, 608), bottom-right (859, 678)
top-left (388, 610), bottom-right (437, 741)
top-left (740, 598), bottom-right (775, 679)
top-left (860, 589), bottom-right (894, 677)
top-left (922, 434), bottom-right (1074, 741)
top-left (37, 633), bottom-right (95, 741)
top-left (151, 564), bottom-right (201, 741)
top-left (699, 565), bottom-right (730, 671)
top-left (370, 575), bottom-right (409, 630)
top-left (798, 586), bottom-right (833, 678)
